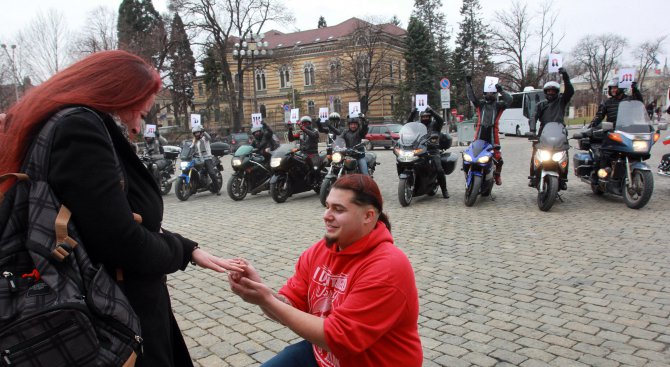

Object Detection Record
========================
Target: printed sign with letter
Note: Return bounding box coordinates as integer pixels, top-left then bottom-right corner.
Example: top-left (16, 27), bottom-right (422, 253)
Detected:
top-left (484, 76), bottom-right (499, 93)
top-left (415, 94), bottom-right (428, 112)
top-left (349, 102), bottom-right (361, 117)
top-left (190, 114), bottom-right (201, 128)
top-left (319, 107), bottom-right (329, 120)
top-left (548, 53), bottom-right (563, 73)
top-left (618, 68), bottom-right (636, 89)
top-left (251, 113), bottom-right (263, 128)
top-left (290, 108), bottom-right (300, 124)
top-left (144, 124), bottom-right (156, 136)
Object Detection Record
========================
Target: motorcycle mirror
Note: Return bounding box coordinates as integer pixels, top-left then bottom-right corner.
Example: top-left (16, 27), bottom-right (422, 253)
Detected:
top-left (601, 122), bottom-right (614, 131)
top-left (658, 122), bottom-right (668, 131)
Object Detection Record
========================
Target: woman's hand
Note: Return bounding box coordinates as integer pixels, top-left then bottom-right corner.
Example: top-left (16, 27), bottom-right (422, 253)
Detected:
top-left (191, 248), bottom-right (244, 273)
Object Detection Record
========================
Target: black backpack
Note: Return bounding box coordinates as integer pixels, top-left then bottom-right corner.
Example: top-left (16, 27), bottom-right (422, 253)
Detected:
top-left (0, 108), bottom-right (142, 367)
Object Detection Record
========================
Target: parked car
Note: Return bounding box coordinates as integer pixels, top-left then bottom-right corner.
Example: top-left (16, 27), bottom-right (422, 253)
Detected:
top-left (365, 123), bottom-right (402, 150)
top-left (224, 132), bottom-right (252, 152)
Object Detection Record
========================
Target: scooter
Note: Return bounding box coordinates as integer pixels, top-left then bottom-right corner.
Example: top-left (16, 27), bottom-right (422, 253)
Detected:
top-left (527, 122), bottom-right (570, 211)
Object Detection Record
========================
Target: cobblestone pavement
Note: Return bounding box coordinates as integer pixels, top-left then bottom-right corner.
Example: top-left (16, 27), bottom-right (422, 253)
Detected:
top-left (162, 133), bottom-right (670, 367)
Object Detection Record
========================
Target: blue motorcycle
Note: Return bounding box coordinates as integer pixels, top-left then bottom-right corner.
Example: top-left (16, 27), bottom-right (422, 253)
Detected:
top-left (572, 100), bottom-right (667, 209)
top-left (462, 139), bottom-right (497, 207)
top-left (174, 142), bottom-right (226, 201)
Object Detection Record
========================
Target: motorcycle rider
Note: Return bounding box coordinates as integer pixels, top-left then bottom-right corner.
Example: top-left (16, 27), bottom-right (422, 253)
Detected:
top-left (466, 75), bottom-right (512, 186)
top-left (528, 67), bottom-right (574, 189)
top-left (327, 114), bottom-right (370, 175)
top-left (588, 77), bottom-right (644, 182)
top-left (288, 116), bottom-right (321, 179)
top-left (407, 105), bottom-right (449, 198)
top-left (191, 124), bottom-right (221, 195)
top-left (251, 121), bottom-right (278, 161)
top-left (144, 131), bottom-right (164, 156)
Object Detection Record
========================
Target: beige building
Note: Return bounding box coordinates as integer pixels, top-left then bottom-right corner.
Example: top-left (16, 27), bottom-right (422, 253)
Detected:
top-left (193, 18), bottom-right (407, 134)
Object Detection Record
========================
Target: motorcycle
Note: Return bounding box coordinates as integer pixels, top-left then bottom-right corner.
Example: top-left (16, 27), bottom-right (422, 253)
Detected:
top-left (462, 139), bottom-right (497, 207)
top-left (394, 121), bottom-right (457, 207)
top-left (656, 135), bottom-right (670, 177)
top-left (140, 153), bottom-right (176, 196)
top-left (528, 122), bottom-right (570, 211)
top-left (269, 144), bottom-right (327, 203)
top-left (572, 100), bottom-right (666, 209)
top-left (319, 137), bottom-right (378, 206)
top-left (174, 142), bottom-right (226, 201)
top-left (227, 145), bottom-right (273, 201)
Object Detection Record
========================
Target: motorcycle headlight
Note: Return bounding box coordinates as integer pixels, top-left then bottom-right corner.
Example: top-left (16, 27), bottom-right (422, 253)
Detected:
top-left (397, 150), bottom-right (417, 162)
top-left (270, 157), bottom-right (283, 168)
top-left (463, 153), bottom-right (473, 162)
top-left (180, 161), bottom-right (189, 170)
top-left (477, 156), bottom-right (490, 164)
top-left (232, 158), bottom-right (242, 167)
top-left (552, 151), bottom-right (566, 162)
top-left (538, 149), bottom-right (552, 162)
top-left (633, 140), bottom-right (649, 152)
top-left (332, 152), bottom-right (343, 163)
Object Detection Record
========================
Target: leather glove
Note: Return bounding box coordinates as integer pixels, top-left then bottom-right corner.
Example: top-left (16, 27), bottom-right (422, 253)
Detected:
top-left (465, 75), bottom-right (472, 83)
top-left (425, 106), bottom-right (432, 113)
top-left (495, 84), bottom-right (503, 93)
top-left (558, 67), bottom-right (566, 74)
top-left (631, 81), bottom-right (638, 89)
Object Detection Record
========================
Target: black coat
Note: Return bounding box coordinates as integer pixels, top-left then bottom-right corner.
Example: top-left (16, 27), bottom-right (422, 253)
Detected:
top-left (47, 108), bottom-right (196, 367)
top-left (590, 87), bottom-right (644, 128)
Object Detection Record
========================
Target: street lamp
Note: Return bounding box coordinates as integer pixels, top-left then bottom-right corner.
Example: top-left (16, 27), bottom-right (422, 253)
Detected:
top-left (231, 33), bottom-right (272, 131)
top-left (1, 44), bottom-right (19, 102)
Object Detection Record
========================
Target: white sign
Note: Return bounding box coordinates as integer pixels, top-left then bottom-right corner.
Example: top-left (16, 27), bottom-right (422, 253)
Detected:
top-left (440, 89), bottom-right (451, 109)
top-left (190, 114), bottom-right (201, 128)
top-left (251, 113), bottom-right (263, 128)
top-left (319, 107), bottom-right (329, 120)
top-left (144, 124), bottom-right (156, 136)
top-left (349, 102), bottom-right (361, 117)
top-left (618, 68), bottom-right (636, 89)
top-left (289, 108), bottom-right (300, 124)
top-left (484, 76), bottom-right (499, 93)
top-left (415, 94), bottom-right (428, 112)
top-left (548, 53), bottom-right (563, 73)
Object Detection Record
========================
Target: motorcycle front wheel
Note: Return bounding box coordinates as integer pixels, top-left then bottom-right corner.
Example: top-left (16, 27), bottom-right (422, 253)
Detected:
top-left (270, 175), bottom-right (290, 203)
top-left (623, 169), bottom-right (653, 209)
top-left (537, 175), bottom-right (559, 212)
top-left (175, 177), bottom-right (191, 201)
top-left (227, 174), bottom-right (248, 201)
top-left (319, 178), bottom-right (334, 207)
top-left (398, 177), bottom-right (413, 207)
top-left (159, 173), bottom-right (172, 195)
top-left (464, 175), bottom-right (482, 207)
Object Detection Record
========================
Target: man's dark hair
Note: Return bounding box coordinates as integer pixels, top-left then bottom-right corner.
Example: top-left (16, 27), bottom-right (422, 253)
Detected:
top-left (331, 174), bottom-right (391, 231)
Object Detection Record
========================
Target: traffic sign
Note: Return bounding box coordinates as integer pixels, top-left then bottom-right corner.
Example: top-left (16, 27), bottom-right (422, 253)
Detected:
top-left (283, 104), bottom-right (290, 112)
top-left (440, 78), bottom-right (450, 89)
top-left (440, 89), bottom-right (451, 109)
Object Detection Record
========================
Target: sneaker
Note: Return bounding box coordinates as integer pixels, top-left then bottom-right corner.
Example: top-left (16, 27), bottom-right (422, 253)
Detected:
top-left (494, 175), bottom-right (502, 186)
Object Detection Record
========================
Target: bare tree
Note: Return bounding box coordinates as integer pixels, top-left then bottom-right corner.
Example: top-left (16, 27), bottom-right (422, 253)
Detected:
top-left (634, 36), bottom-right (667, 93)
top-left (171, 0), bottom-right (293, 132)
top-left (18, 8), bottom-right (72, 83)
top-left (572, 34), bottom-right (627, 103)
top-left (71, 6), bottom-right (118, 56)
top-left (490, 0), bottom-right (564, 91)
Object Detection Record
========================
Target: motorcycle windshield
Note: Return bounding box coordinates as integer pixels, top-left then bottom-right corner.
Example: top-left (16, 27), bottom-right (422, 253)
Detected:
top-left (538, 122), bottom-right (569, 150)
top-left (271, 143), bottom-right (294, 158)
top-left (398, 122), bottom-right (427, 147)
top-left (333, 137), bottom-right (347, 152)
top-left (180, 145), bottom-right (192, 160)
top-left (234, 145), bottom-right (254, 157)
top-left (616, 100), bottom-right (653, 133)
top-left (468, 139), bottom-right (491, 157)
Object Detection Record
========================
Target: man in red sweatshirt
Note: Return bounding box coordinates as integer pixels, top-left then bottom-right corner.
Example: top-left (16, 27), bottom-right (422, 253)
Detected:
top-left (229, 174), bottom-right (422, 367)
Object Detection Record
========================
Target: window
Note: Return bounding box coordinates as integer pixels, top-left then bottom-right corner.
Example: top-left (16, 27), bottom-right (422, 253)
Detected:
top-left (390, 95), bottom-right (395, 109)
top-left (304, 62), bottom-right (315, 86)
top-left (370, 126), bottom-right (381, 134)
top-left (334, 97), bottom-right (342, 114)
top-left (260, 104), bottom-right (267, 118)
top-left (279, 65), bottom-right (291, 88)
top-left (308, 100), bottom-right (315, 115)
top-left (329, 59), bottom-right (341, 83)
top-left (356, 56), bottom-right (369, 79)
top-left (255, 68), bottom-right (266, 91)
top-left (198, 83), bottom-right (203, 96)
top-left (389, 62), bottom-right (394, 79)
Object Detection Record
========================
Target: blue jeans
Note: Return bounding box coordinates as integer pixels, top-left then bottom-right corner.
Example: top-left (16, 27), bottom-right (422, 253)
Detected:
top-left (261, 340), bottom-right (318, 367)
top-left (358, 156), bottom-right (369, 175)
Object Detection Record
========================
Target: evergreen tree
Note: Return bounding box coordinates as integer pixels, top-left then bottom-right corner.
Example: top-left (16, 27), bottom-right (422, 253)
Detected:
top-left (201, 46), bottom-right (223, 123)
top-left (389, 15), bottom-right (402, 27)
top-left (167, 13), bottom-right (196, 129)
top-left (452, 0), bottom-right (494, 117)
top-left (318, 16), bottom-right (327, 28)
top-left (404, 17), bottom-right (438, 109)
top-left (117, 0), bottom-right (167, 67)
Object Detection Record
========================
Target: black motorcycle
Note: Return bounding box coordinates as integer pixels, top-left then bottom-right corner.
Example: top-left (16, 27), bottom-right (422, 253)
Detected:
top-left (572, 100), bottom-right (666, 209)
top-left (269, 144), bottom-right (327, 203)
top-left (528, 122), bottom-right (570, 211)
top-left (227, 145), bottom-right (272, 201)
top-left (319, 137), bottom-right (378, 206)
top-left (139, 153), bottom-right (176, 196)
top-left (174, 142), bottom-right (227, 201)
top-left (394, 121), bottom-right (457, 207)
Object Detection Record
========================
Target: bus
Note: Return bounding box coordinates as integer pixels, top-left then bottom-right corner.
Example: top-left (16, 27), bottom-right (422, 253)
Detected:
top-left (498, 87), bottom-right (545, 136)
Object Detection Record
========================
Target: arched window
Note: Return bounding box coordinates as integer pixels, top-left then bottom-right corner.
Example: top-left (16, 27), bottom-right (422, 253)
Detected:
top-left (329, 59), bottom-right (341, 83)
top-left (279, 65), bottom-right (291, 89)
top-left (304, 62), bottom-right (315, 86)
top-left (308, 100), bottom-right (315, 115)
top-left (333, 97), bottom-right (342, 114)
top-left (260, 104), bottom-right (267, 118)
top-left (255, 68), bottom-right (266, 91)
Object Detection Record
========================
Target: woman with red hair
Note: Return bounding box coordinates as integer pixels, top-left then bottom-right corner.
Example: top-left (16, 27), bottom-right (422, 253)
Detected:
top-left (0, 50), bottom-right (242, 367)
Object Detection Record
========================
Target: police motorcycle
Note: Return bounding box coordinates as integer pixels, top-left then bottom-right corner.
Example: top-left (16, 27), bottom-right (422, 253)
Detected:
top-left (269, 143), bottom-right (328, 203)
top-left (319, 137), bottom-right (379, 206)
top-left (462, 139), bottom-right (497, 207)
top-left (527, 122), bottom-right (570, 211)
top-left (394, 121), bottom-right (457, 207)
top-left (227, 145), bottom-right (273, 201)
top-left (572, 100), bottom-right (666, 209)
top-left (174, 141), bottom-right (228, 201)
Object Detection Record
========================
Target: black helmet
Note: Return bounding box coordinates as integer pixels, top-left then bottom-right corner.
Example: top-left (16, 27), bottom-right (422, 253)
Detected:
top-left (484, 92), bottom-right (497, 102)
top-left (543, 81), bottom-right (560, 102)
top-left (348, 117), bottom-right (360, 130)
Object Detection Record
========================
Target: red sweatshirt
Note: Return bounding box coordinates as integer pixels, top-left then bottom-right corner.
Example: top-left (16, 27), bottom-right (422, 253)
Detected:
top-left (279, 223), bottom-right (422, 367)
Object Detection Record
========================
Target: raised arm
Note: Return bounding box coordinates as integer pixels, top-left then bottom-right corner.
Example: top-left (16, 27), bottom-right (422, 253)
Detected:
top-left (466, 77), bottom-right (480, 107)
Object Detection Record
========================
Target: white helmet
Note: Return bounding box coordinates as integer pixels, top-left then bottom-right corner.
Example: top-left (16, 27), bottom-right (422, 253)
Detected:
top-left (328, 112), bottom-right (341, 121)
top-left (191, 125), bottom-right (204, 133)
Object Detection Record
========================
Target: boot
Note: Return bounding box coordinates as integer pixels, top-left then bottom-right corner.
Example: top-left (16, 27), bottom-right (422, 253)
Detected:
top-left (442, 188), bottom-right (450, 199)
top-left (528, 175), bottom-right (537, 187)
top-left (494, 173), bottom-right (502, 186)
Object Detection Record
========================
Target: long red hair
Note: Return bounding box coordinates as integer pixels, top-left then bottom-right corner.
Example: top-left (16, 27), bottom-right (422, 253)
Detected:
top-left (0, 50), bottom-right (161, 175)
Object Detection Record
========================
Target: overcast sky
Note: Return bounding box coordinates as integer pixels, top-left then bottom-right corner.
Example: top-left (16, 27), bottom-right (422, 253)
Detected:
top-left (1, 0), bottom-right (668, 67)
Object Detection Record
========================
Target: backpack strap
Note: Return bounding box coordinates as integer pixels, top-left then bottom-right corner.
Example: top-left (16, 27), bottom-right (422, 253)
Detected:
top-left (52, 205), bottom-right (79, 262)
top-left (0, 173), bottom-right (29, 204)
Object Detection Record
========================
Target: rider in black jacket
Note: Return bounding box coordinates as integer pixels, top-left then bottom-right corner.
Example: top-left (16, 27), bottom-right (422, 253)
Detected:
top-left (251, 121), bottom-right (278, 161)
top-left (528, 67), bottom-right (574, 188)
top-left (407, 106), bottom-right (449, 198)
top-left (288, 116), bottom-right (321, 178)
top-left (328, 115), bottom-right (370, 175)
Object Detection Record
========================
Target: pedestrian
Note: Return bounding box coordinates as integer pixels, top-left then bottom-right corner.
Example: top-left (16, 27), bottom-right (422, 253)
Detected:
top-left (228, 174), bottom-right (423, 367)
top-left (0, 50), bottom-right (244, 367)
